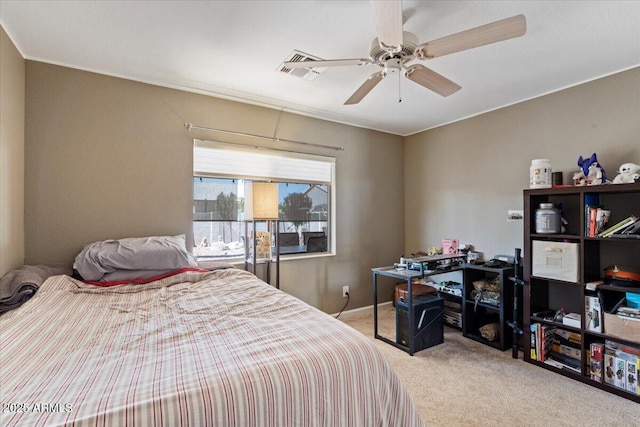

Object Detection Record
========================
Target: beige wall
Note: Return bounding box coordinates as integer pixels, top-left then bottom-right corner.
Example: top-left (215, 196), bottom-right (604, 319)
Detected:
top-left (0, 26), bottom-right (25, 275)
top-left (24, 61), bottom-right (404, 312)
top-left (405, 67), bottom-right (640, 261)
top-left (15, 55), bottom-right (640, 312)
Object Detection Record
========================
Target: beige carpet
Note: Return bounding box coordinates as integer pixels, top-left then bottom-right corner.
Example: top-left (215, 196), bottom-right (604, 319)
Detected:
top-left (342, 307), bottom-right (639, 426)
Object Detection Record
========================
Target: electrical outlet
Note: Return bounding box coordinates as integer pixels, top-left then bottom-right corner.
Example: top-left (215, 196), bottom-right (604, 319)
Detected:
top-left (342, 286), bottom-right (349, 298)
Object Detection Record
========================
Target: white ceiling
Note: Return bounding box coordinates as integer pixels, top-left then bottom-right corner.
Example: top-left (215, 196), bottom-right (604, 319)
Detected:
top-left (1, 1), bottom-right (639, 136)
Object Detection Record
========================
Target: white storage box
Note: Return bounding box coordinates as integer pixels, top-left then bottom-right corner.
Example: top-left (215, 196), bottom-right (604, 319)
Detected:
top-left (532, 240), bottom-right (579, 282)
top-left (562, 312), bottom-right (581, 328)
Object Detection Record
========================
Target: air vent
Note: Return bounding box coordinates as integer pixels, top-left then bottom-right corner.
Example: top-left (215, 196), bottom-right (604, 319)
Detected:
top-left (277, 50), bottom-right (327, 81)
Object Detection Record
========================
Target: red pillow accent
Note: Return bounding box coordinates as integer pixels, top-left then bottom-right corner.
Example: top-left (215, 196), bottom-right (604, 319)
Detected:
top-left (83, 267), bottom-right (209, 287)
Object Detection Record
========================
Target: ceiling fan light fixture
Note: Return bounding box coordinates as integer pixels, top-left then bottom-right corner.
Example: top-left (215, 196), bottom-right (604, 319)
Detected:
top-left (369, 31), bottom-right (418, 63)
top-left (384, 58), bottom-right (402, 74)
top-left (285, 2), bottom-right (526, 105)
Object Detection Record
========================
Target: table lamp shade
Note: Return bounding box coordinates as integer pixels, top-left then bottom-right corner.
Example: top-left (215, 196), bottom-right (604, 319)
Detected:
top-left (245, 182), bottom-right (279, 220)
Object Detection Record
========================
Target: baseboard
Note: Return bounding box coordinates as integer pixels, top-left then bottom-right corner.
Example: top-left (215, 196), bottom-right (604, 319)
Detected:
top-left (333, 301), bottom-right (393, 320)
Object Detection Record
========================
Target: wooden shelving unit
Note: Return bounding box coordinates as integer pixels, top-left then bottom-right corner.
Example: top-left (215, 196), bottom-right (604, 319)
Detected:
top-left (523, 182), bottom-right (640, 402)
top-left (462, 264), bottom-right (516, 351)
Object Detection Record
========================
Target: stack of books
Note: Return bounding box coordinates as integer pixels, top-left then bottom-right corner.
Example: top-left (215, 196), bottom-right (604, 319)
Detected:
top-left (531, 323), bottom-right (582, 372)
top-left (530, 323), bottom-right (556, 363)
top-left (546, 328), bottom-right (582, 372)
top-left (598, 215), bottom-right (638, 238)
top-left (617, 306), bottom-right (640, 319)
top-left (585, 205), bottom-right (610, 237)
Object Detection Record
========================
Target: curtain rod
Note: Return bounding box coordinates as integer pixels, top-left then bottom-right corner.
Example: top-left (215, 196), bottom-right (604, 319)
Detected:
top-left (185, 123), bottom-right (344, 151)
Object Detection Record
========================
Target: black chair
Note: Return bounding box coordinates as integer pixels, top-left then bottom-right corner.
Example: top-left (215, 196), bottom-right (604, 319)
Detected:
top-left (278, 232), bottom-right (300, 247)
top-left (303, 232), bottom-right (325, 244)
top-left (306, 235), bottom-right (327, 253)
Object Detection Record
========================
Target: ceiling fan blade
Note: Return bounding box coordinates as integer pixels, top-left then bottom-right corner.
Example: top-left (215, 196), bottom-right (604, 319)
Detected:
top-left (283, 58), bottom-right (371, 69)
top-left (404, 64), bottom-right (461, 97)
top-left (344, 71), bottom-right (385, 105)
top-left (370, 0), bottom-right (404, 51)
top-left (415, 14), bottom-right (526, 59)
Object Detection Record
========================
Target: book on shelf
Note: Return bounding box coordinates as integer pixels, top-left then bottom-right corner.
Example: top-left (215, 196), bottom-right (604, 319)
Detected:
top-left (590, 342), bottom-right (604, 383)
top-left (598, 215), bottom-right (638, 238)
top-left (548, 351), bottom-right (581, 370)
top-left (585, 205), bottom-right (610, 237)
top-left (531, 323), bottom-right (547, 362)
top-left (543, 358), bottom-right (581, 374)
top-left (530, 324), bottom-right (538, 361)
top-left (589, 208), bottom-right (597, 236)
top-left (537, 324), bottom-right (556, 362)
top-left (550, 329), bottom-right (581, 366)
top-left (553, 328), bottom-right (582, 348)
top-left (535, 323), bottom-right (541, 361)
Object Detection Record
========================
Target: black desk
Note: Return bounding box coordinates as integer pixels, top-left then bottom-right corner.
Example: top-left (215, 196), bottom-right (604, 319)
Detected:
top-left (372, 254), bottom-right (465, 355)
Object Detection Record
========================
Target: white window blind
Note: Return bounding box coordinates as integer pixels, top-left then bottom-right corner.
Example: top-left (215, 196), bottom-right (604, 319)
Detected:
top-left (193, 139), bottom-right (334, 184)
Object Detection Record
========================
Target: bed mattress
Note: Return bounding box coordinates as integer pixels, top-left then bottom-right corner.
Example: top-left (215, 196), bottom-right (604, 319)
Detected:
top-left (0, 268), bottom-right (423, 426)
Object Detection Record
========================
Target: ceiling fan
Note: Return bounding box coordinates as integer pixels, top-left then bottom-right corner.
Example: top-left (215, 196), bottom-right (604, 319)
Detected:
top-left (284, 1), bottom-right (526, 105)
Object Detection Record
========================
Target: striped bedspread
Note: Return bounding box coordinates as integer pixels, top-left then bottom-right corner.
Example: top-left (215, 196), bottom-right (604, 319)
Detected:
top-left (1, 268), bottom-right (423, 426)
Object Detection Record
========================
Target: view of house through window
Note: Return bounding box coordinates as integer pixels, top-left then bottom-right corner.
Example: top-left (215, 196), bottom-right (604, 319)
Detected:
top-left (193, 177), bottom-right (329, 259)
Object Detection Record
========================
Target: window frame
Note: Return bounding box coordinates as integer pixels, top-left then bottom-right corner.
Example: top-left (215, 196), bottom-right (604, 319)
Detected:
top-left (192, 140), bottom-right (336, 261)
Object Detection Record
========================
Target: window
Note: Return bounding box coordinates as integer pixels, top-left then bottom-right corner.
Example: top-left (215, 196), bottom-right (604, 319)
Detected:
top-left (193, 140), bottom-right (335, 260)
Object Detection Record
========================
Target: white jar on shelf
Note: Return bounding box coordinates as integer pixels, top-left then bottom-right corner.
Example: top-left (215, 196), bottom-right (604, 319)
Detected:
top-left (530, 158), bottom-right (552, 188)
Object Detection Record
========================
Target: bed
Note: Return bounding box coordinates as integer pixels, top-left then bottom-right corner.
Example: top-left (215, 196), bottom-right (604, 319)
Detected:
top-left (0, 237), bottom-right (423, 426)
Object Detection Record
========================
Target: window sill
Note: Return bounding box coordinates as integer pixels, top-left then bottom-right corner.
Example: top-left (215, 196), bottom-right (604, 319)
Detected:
top-left (280, 252), bottom-right (335, 261)
top-left (197, 251), bottom-right (335, 268)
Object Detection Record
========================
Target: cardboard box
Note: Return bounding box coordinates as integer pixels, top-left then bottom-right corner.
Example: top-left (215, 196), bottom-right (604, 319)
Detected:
top-left (614, 357), bottom-right (627, 389)
top-left (585, 295), bottom-right (603, 333)
top-left (532, 240), bottom-right (578, 282)
top-left (604, 351), bottom-right (616, 386)
top-left (623, 354), bottom-right (638, 395)
top-left (604, 313), bottom-right (640, 343)
top-left (605, 340), bottom-right (640, 396)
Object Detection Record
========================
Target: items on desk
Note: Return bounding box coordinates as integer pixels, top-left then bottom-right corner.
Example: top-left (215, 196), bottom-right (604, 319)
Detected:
top-left (394, 253), bottom-right (465, 272)
top-left (441, 239), bottom-right (459, 255)
top-left (393, 282), bottom-right (436, 307)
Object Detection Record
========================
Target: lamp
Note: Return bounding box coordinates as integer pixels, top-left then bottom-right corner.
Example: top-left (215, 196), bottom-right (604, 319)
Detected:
top-left (245, 182), bottom-right (279, 220)
top-left (244, 182), bottom-right (280, 288)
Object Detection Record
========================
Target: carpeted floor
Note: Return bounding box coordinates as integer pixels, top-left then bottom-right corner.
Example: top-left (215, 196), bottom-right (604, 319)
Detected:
top-left (342, 307), bottom-right (639, 426)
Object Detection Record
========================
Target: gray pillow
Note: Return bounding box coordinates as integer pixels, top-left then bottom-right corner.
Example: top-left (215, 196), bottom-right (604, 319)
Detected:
top-left (74, 235), bottom-right (197, 281)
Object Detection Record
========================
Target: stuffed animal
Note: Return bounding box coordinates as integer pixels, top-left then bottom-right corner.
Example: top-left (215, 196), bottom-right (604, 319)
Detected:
top-left (612, 162), bottom-right (640, 184)
top-left (573, 153), bottom-right (608, 186)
